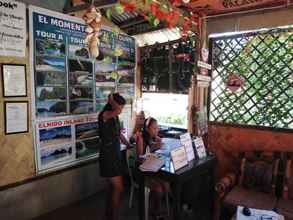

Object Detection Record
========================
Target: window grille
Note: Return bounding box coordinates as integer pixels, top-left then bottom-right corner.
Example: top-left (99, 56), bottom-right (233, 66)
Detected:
top-left (209, 27), bottom-right (293, 130)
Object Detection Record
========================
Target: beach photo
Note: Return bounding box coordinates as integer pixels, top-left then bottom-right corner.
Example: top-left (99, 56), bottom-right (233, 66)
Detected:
top-left (36, 39), bottom-right (65, 57)
top-left (76, 138), bottom-right (99, 159)
top-left (75, 122), bottom-right (99, 140)
top-left (70, 100), bottom-right (93, 114)
top-left (117, 69), bottom-right (135, 85)
top-left (95, 59), bottom-right (116, 72)
top-left (36, 56), bottom-right (66, 72)
top-left (40, 144), bottom-right (73, 166)
top-left (95, 72), bottom-right (116, 87)
top-left (36, 100), bottom-right (67, 117)
top-left (36, 87), bottom-right (67, 101)
top-left (36, 71), bottom-right (66, 87)
top-left (69, 71), bottom-right (93, 87)
top-left (117, 85), bottom-right (134, 101)
top-left (70, 87), bottom-right (93, 100)
top-left (69, 44), bottom-right (90, 59)
top-left (117, 57), bottom-right (135, 70)
top-left (68, 59), bottom-right (93, 72)
top-left (96, 87), bottom-right (114, 111)
top-left (39, 126), bottom-right (72, 148)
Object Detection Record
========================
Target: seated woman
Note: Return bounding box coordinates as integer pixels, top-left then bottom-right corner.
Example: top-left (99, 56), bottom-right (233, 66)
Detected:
top-left (136, 117), bottom-right (169, 194)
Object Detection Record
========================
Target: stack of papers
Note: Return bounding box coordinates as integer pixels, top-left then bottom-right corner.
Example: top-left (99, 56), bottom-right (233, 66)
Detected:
top-left (139, 155), bottom-right (165, 172)
top-left (236, 206), bottom-right (284, 220)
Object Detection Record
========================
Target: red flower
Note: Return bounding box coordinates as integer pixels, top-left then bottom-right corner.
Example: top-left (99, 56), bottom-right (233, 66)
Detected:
top-left (155, 9), bottom-right (166, 20)
top-left (150, 3), bottom-right (158, 15)
top-left (123, 3), bottom-right (136, 13)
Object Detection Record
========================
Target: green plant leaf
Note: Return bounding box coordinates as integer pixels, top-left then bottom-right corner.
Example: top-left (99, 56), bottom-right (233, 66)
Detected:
top-left (106, 8), bottom-right (112, 20)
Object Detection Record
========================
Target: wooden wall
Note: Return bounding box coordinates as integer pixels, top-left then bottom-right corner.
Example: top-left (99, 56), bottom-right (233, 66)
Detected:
top-left (0, 52), bottom-right (35, 187)
top-left (208, 125), bottom-right (293, 178)
top-left (0, 11), bottom-right (122, 187)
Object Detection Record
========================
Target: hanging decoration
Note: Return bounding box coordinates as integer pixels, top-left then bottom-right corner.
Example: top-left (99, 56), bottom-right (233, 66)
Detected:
top-left (226, 73), bottom-right (245, 92)
top-left (83, 5), bottom-right (102, 58)
top-left (108, 0), bottom-right (201, 37)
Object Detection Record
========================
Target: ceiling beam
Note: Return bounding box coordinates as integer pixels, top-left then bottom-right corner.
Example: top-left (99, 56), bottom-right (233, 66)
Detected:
top-left (125, 22), bottom-right (166, 36)
top-left (63, 0), bottom-right (117, 14)
top-left (119, 17), bottom-right (146, 29)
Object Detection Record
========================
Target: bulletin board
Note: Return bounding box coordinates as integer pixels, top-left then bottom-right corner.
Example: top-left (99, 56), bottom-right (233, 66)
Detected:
top-left (29, 6), bottom-right (136, 174)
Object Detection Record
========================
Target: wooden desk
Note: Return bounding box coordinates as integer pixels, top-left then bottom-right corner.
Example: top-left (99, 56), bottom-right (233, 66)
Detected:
top-left (137, 154), bottom-right (216, 220)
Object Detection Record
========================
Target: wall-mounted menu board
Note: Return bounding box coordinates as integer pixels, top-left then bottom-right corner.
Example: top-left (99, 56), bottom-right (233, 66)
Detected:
top-left (29, 6), bottom-right (136, 173)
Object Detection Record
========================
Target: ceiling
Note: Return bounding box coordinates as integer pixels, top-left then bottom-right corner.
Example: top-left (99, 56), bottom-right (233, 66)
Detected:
top-left (18, 0), bottom-right (293, 36)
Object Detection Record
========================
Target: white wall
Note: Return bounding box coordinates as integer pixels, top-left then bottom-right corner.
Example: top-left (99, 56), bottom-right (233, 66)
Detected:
top-left (17, 0), bottom-right (67, 12)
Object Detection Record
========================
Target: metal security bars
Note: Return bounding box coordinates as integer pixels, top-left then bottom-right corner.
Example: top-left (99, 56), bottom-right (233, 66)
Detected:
top-left (209, 27), bottom-right (293, 130)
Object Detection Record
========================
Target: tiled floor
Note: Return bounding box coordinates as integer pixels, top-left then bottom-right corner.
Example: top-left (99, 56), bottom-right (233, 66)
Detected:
top-left (33, 189), bottom-right (140, 220)
top-left (33, 187), bottom-right (199, 220)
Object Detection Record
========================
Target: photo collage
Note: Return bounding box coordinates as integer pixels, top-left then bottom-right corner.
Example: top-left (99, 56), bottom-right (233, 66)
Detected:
top-left (95, 29), bottom-right (136, 111)
top-left (35, 38), bottom-right (67, 117)
top-left (68, 44), bottom-right (94, 114)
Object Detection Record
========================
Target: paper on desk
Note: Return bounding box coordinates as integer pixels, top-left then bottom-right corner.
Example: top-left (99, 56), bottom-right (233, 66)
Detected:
top-left (236, 206), bottom-right (284, 220)
top-left (139, 155), bottom-right (165, 172)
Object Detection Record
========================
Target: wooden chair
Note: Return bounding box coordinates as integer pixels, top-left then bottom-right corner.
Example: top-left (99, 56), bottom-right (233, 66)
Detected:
top-left (216, 151), bottom-right (281, 220)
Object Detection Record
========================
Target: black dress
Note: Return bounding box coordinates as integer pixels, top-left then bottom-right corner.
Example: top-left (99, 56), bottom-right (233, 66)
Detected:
top-left (98, 111), bottom-right (126, 177)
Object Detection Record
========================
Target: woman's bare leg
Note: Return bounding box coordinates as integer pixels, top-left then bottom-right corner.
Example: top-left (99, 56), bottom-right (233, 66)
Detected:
top-left (108, 176), bottom-right (124, 220)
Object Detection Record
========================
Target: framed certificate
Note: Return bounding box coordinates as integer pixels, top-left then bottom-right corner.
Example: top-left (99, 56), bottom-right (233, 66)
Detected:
top-left (1, 64), bottom-right (27, 97)
top-left (4, 101), bottom-right (29, 134)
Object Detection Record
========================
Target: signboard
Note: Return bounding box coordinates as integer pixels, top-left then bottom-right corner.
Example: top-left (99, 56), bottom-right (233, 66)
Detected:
top-left (193, 137), bottom-right (207, 159)
top-left (36, 114), bottom-right (99, 172)
top-left (29, 6), bottom-right (136, 173)
top-left (180, 133), bottom-right (195, 162)
top-left (189, 0), bottom-right (282, 11)
top-left (170, 146), bottom-right (188, 171)
top-left (0, 0), bottom-right (26, 57)
top-left (197, 61), bottom-right (212, 70)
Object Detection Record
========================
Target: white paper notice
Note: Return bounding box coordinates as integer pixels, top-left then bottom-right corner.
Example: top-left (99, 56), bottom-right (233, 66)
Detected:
top-left (3, 65), bottom-right (26, 96)
top-left (236, 206), bottom-right (284, 220)
top-left (170, 146), bottom-right (188, 171)
top-left (193, 137), bottom-right (207, 159)
top-left (180, 133), bottom-right (195, 161)
top-left (5, 102), bottom-right (28, 133)
top-left (0, 0), bottom-right (26, 57)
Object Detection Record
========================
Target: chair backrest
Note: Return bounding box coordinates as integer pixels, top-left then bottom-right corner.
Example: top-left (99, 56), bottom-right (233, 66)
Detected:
top-left (238, 151), bottom-right (280, 194)
top-left (126, 148), bottom-right (137, 183)
top-left (283, 152), bottom-right (293, 200)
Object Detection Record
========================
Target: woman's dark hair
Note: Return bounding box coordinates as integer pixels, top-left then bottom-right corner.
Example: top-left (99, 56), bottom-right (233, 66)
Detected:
top-left (143, 117), bottom-right (157, 130)
top-left (112, 93), bottom-right (126, 105)
top-left (102, 93), bottom-right (126, 111)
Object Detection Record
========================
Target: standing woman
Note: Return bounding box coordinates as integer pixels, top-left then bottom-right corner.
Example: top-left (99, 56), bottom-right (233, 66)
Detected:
top-left (98, 93), bottom-right (130, 220)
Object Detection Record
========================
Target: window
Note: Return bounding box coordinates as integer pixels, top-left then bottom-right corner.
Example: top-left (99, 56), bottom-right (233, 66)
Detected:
top-left (142, 93), bottom-right (188, 129)
top-left (209, 27), bottom-right (293, 130)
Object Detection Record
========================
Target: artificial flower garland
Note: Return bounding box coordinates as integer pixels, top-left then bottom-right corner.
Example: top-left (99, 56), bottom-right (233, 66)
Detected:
top-left (107, 0), bottom-right (201, 37)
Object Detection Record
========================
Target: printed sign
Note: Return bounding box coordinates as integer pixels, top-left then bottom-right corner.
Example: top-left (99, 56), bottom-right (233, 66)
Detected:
top-left (29, 6), bottom-right (135, 173)
top-left (190, 0), bottom-right (279, 11)
top-left (226, 73), bottom-right (245, 92)
top-left (193, 137), bottom-right (207, 159)
top-left (171, 146), bottom-right (188, 171)
top-left (36, 114), bottom-right (99, 171)
top-left (0, 0), bottom-right (26, 57)
top-left (197, 61), bottom-right (212, 70)
top-left (180, 133), bottom-right (195, 162)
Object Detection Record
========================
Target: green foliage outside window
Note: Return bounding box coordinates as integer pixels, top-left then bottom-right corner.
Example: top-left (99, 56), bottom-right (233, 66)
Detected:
top-left (210, 27), bottom-right (293, 129)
